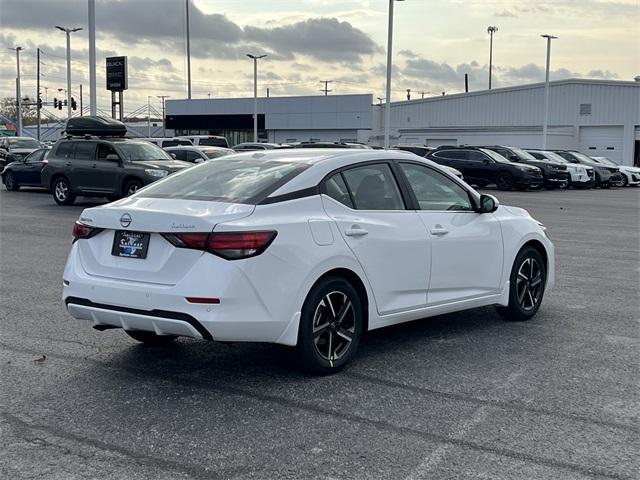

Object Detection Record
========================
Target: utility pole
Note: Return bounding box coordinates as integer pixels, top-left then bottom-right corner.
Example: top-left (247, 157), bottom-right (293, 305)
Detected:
top-left (266, 87), bottom-right (270, 98)
top-left (487, 26), bottom-right (498, 90)
top-left (246, 54), bottom-right (266, 142)
top-left (384, 0), bottom-right (404, 149)
top-left (56, 25), bottom-right (83, 118)
top-left (79, 84), bottom-right (83, 115)
top-left (37, 47), bottom-right (41, 140)
top-left (464, 73), bottom-right (469, 93)
top-left (157, 95), bottom-right (169, 136)
top-left (9, 46), bottom-right (23, 136)
top-left (88, 0), bottom-right (97, 115)
top-left (185, 0), bottom-right (192, 99)
top-left (319, 80), bottom-right (333, 95)
top-left (541, 34), bottom-right (558, 149)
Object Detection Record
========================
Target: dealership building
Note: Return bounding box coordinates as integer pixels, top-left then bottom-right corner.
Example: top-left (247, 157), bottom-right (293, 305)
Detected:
top-left (165, 79), bottom-right (639, 166)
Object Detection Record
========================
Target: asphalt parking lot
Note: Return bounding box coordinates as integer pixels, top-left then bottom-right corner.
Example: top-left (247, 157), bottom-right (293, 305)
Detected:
top-left (0, 186), bottom-right (638, 480)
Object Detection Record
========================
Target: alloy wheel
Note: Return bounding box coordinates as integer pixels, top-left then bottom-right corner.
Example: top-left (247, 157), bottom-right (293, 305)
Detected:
top-left (5, 173), bottom-right (15, 190)
top-left (55, 180), bottom-right (68, 202)
top-left (516, 257), bottom-right (543, 311)
top-left (127, 185), bottom-right (139, 196)
top-left (312, 291), bottom-right (355, 362)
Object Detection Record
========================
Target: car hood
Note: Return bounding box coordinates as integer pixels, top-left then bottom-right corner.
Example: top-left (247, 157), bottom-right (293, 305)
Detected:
top-left (131, 160), bottom-right (192, 171)
top-left (620, 165), bottom-right (640, 173)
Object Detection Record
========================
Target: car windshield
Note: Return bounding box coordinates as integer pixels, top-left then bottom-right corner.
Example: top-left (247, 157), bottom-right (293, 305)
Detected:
top-left (480, 148), bottom-right (510, 163)
top-left (8, 138), bottom-right (40, 149)
top-left (570, 152), bottom-right (599, 165)
top-left (510, 147), bottom-right (537, 161)
top-left (137, 158), bottom-right (309, 203)
top-left (593, 157), bottom-right (618, 167)
top-left (538, 151), bottom-right (569, 163)
top-left (117, 142), bottom-right (173, 161)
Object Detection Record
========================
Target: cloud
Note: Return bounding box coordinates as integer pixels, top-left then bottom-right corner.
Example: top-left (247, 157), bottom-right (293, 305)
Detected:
top-left (398, 49), bottom-right (419, 58)
top-left (495, 10), bottom-right (518, 18)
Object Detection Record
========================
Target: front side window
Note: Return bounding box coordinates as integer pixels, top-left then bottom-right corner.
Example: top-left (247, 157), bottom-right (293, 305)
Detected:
top-left (97, 144), bottom-right (117, 160)
top-left (185, 150), bottom-right (203, 162)
top-left (400, 163), bottom-right (473, 211)
top-left (467, 150), bottom-right (490, 162)
top-left (341, 164), bottom-right (404, 210)
top-left (138, 159), bottom-right (309, 203)
top-left (25, 149), bottom-right (45, 163)
top-left (74, 142), bottom-right (97, 160)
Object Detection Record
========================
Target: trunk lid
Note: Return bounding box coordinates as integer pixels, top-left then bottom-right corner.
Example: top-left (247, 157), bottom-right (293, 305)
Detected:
top-left (76, 197), bottom-right (254, 285)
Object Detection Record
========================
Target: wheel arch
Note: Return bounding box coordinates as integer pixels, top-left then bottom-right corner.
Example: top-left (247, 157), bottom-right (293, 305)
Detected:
top-left (50, 173), bottom-right (70, 190)
top-left (520, 239), bottom-right (549, 273)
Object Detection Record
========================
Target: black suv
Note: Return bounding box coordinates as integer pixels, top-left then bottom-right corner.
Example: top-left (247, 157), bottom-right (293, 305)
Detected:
top-left (41, 137), bottom-right (191, 205)
top-left (426, 146), bottom-right (543, 190)
top-left (391, 144), bottom-right (433, 157)
top-left (480, 145), bottom-right (569, 189)
top-left (552, 150), bottom-right (619, 188)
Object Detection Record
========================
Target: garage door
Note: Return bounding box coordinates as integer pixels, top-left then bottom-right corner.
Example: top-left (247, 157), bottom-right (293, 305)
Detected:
top-left (579, 126), bottom-right (624, 163)
top-left (426, 138), bottom-right (457, 147)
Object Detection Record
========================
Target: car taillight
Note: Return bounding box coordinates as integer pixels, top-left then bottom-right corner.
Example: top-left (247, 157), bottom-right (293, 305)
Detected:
top-left (162, 231), bottom-right (277, 260)
top-left (71, 222), bottom-right (103, 243)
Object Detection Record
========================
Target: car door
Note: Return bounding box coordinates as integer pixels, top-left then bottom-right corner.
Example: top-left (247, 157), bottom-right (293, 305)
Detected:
top-left (21, 149), bottom-right (46, 185)
top-left (71, 142), bottom-right (101, 192)
top-left (431, 150), bottom-right (471, 178)
top-left (321, 162), bottom-right (430, 315)
top-left (89, 143), bottom-right (123, 194)
top-left (466, 150), bottom-right (497, 183)
top-left (397, 161), bottom-right (504, 305)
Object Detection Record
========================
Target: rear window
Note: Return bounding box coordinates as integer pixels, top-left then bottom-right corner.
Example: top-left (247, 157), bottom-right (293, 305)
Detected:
top-left (163, 139), bottom-right (192, 147)
top-left (198, 138), bottom-right (228, 147)
top-left (137, 159), bottom-right (309, 203)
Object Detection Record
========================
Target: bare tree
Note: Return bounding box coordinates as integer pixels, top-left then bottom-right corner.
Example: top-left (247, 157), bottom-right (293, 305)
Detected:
top-left (0, 97), bottom-right (37, 126)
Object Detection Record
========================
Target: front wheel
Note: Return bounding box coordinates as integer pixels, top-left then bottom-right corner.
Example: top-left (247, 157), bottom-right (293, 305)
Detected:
top-left (296, 277), bottom-right (363, 375)
top-left (496, 246), bottom-right (547, 321)
top-left (496, 172), bottom-right (514, 191)
top-left (123, 179), bottom-right (142, 197)
top-left (52, 177), bottom-right (76, 205)
top-left (125, 330), bottom-right (177, 345)
top-left (619, 175), bottom-right (628, 187)
top-left (4, 172), bottom-right (19, 191)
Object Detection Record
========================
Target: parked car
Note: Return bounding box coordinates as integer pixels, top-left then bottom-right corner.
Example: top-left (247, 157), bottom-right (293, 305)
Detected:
top-left (62, 149), bottom-right (553, 374)
top-left (164, 145), bottom-right (235, 163)
top-left (392, 148), bottom-right (464, 181)
top-left (145, 137), bottom-right (193, 148)
top-left (591, 156), bottom-right (640, 187)
top-left (0, 136), bottom-right (41, 167)
top-left (426, 146), bottom-right (543, 190)
top-left (392, 144), bottom-right (433, 157)
top-left (42, 135), bottom-right (192, 205)
top-left (552, 150), bottom-right (619, 188)
top-left (178, 135), bottom-right (229, 148)
top-left (1, 147), bottom-right (50, 190)
top-left (233, 142), bottom-right (288, 151)
top-left (480, 146), bottom-right (569, 189)
top-left (288, 141), bottom-right (369, 149)
top-left (526, 149), bottom-right (594, 188)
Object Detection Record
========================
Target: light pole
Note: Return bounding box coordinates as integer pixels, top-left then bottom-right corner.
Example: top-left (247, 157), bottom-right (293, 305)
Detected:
top-left (56, 25), bottom-right (83, 118)
top-left (9, 46), bottom-right (23, 136)
top-left (88, 0), bottom-right (97, 115)
top-left (185, 0), bottom-right (192, 99)
top-left (384, 0), bottom-right (404, 149)
top-left (487, 26), bottom-right (498, 90)
top-left (246, 53), bottom-right (266, 142)
top-left (541, 34), bottom-right (558, 149)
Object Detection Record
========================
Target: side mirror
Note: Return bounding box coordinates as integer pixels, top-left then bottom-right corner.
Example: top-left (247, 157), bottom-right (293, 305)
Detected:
top-left (170, 153), bottom-right (177, 159)
top-left (105, 153), bottom-right (120, 162)
top-left (478, 194), bottom-right (499, 213)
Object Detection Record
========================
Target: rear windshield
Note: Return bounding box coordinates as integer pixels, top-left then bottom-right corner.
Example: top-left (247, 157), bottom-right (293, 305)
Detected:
top-left (137, 158), bottom-right (309, 203)
top-left (8, 138), bottom-right (40, 149)
top-left (198, 138), bottom-right (228, 147)
top-left (117, 142), bottom-right (173, 161)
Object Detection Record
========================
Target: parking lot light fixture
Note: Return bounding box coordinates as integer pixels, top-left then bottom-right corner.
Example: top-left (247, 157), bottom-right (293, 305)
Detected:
top-left (541, 34), bottom-right (558, 149)
top-left (56, 25), bottom-right (83, 119)
top-left (247, 54), bottom-right (267, 143)
top-left (384, 0), bottom-right (404, 150)
top-left (487, 26), bottom-right (498, 89)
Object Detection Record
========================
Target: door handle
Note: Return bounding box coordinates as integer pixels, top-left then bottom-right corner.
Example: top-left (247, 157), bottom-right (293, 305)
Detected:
top-left (345, 228), bottom-right (368, 237)
top-left (430, 226), bottom-right (449, 236)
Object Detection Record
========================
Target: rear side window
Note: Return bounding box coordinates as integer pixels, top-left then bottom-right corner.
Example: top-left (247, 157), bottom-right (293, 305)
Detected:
top-left (324, 173), bottom-right (354, 208)
top-left (185, 150), bottom-right (202, 162)
top-left (467, 150), bottom-right (489, 162)
top-left (74, 142), bottom-right (97, 160)
top-left (138, 159), bottom-right (309, 203)
top-left (434, 150), bottom-right (466, 160)
top-left (341, 164), bottom-right (404, 210)
top-left (55, 142), bottom-right (75, 159)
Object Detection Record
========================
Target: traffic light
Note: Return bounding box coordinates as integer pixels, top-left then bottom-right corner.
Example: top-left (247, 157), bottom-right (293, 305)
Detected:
top-left (53, 98), bottom-right (58, 108)
top-left (58, 99), bottom-right (63, 110)
top-left (37, 97), bottom-right (42, 109)
top-left (71, 97), bottom-right (77, 110)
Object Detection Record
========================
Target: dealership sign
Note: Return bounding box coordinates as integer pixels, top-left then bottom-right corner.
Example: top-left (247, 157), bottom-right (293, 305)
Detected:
top-left (106, 56), bottom-right (128, 91)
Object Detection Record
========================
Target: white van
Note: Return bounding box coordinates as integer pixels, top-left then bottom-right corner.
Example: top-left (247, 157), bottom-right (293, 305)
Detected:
top-left (145, 137), bottom-right (193, 148)
top-left (177, 135), bottom-right (229, 148)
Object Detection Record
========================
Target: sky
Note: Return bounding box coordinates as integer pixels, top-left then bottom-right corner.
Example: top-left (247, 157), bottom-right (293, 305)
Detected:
top-left (1, 0), bottom-right (638, 117)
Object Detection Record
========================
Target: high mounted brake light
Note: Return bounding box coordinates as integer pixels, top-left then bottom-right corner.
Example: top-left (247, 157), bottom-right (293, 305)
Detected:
top-left (161, 231), bottom-right (277, 260)
top-left (71, 222), bottom-right (103, 243)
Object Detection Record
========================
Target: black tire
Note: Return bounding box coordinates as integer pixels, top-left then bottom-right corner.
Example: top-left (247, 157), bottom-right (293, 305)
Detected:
top-left (123, 179), bottom-right (143, 197)
top-left (296, 276), bottom-right (363, 375)
top-left (619, 175), bottom-right (628, 187)
top-left (125, 330), bottom-right (177, 345)
top-left (4, 172), bottom-right (19, 191)
top-left (496, 172), bottom-right (514, 191)
top-left (52, 176), bottom-right (76, 205)
top-left (496, 246), bottom-right (547, 321)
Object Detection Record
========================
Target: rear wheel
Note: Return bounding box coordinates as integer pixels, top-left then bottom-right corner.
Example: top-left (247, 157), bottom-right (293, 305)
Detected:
top-left (123, 179), bottom-right (142, 197)
top-left (52, 177), bottom-right (76, 205)
top-left (496, 172), bottom-right (514, 191)
top-left (296, 276), bottom-right (363, 375)
top-left (618, 175), bottom-right (628, 187)
top-left (125, 330), bottom-right (177, 345)
top-left (496, 246), bottom-right (546, 321)
top-left (4, 172), bottom-right (19, 191)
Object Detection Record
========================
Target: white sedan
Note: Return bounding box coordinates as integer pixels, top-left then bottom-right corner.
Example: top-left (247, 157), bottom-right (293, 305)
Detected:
top-left (63, 150), bottom-right (554, 374)
top-left (591, 156), bottom-right (640, 187)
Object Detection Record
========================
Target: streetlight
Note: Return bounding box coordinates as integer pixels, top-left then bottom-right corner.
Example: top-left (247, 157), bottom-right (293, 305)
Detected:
top-left (384, 0), bottom-right (404, 149)
top-left (8, 46), bottom-right (23, 136)
top-left (246, 53), bottom-right (266, 143)
top-left (487, 26), bottom-right (498, 90)
top-left (541, 34), bottom-right (558, 149)
top-left (55, 25), bottom-right (83, 118)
